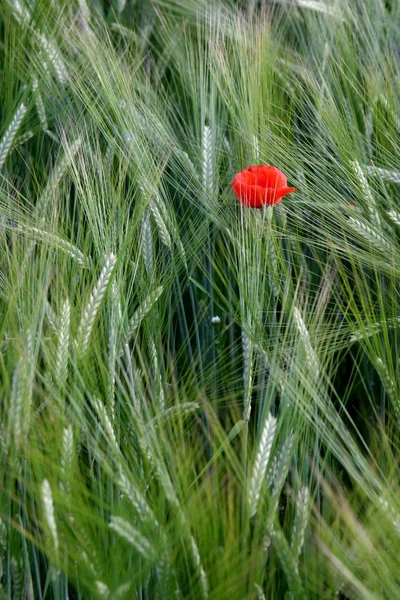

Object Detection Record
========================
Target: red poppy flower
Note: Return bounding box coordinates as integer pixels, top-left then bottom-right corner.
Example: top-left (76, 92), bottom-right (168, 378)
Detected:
top-left (232, 165), bottom-right (296, 208)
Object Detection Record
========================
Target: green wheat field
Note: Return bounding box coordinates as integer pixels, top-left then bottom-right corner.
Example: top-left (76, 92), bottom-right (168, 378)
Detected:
top-left (1, 0), bottom-right (400, 598)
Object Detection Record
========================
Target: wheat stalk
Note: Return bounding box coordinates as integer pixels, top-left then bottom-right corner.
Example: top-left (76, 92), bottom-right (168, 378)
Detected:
top-left (254, 584), bottom-right (266, 600)
top-left (9, 0), bottom-right (31, 23)
top-left (21, 225), bottom-right (91, 267)
top-left (94, 581), bottom-right (109, 599)
top-left (141, 210), bottom-right (153, 277)
top-left (248, 413), bottom-right (277, 518)
top-left (375, 358), bottom-right (399, 414)
top-left (294, 0), bottom-right (342, 18)
top-left (0, 102), bottom-right (26, 170)
top-left (149, 193), bottom-right (172, 249)
top-left (54, 299), bottom-right (70, 389)
top-left (292, 306), bottom-right (320, 375)
top-left (33, 79), bottom-right (48, 129)
top-left (351, 160), bottom-right (380, 226)
top-left (266, 433), bottom-right (295, 532)
top-left (202, 124), bottom-right (214, 199)
top-left (36, 136), bottom-right (82, 216)
top-left (41, 479), bottom-right (59, 556)
top-left (109, 516), bottom-right (155, 560)
top-left (37, 34), bottom-right (68, 84)
top-left (15, 130), bottom-right (35, 146)
top-left (291, 486), bottom-right (310, 558)
top-left (350, 317), bottom-right (400, 342)
top-left (127, 285), bottom-right (164, 340)
top-left (348, 217), bottom-right (392, 253)
top-left (150, 338), bottom-right (165, 411)
top-left (365, 165), bottom-right (400, 183)
top-left (271, 528), bottom-right (304, 595)
top-left (189, 534), bottom-right (209, 599)
top-left (60, 424), bottom-right (73, 497)
top-left (387, 210), bottom-right (400, 227)
top-left (115, 471), bottom-right (157, 524)
top-left (159, 402), bottom-right (200, 422)
top-left (242, 329), bottom-right (253, 421)
top-left (91, 396), bottom-right (120, 457)
top-left (7, 361), bottom-right (22, 450)
top-left (10, 557), bottom-right (23, 599)
top-left (77, 253), bottom-right (117, 356)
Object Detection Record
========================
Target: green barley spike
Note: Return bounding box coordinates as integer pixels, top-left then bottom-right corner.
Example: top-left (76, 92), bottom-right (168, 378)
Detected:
top-left (0, 102), bottom-right (27, 170)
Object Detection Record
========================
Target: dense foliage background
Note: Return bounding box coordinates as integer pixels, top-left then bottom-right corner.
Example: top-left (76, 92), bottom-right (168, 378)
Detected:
top-left (1, 0), bottom-right (400, 598)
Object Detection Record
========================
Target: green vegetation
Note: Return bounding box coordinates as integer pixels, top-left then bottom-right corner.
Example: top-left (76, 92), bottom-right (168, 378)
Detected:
top-left (1, 0), bottom-right (400, 598)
